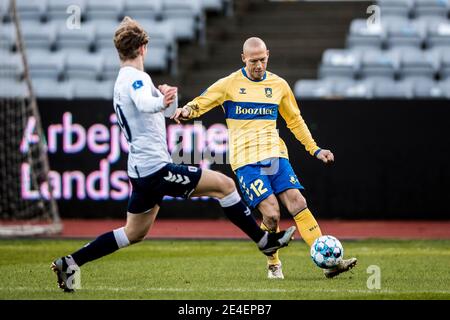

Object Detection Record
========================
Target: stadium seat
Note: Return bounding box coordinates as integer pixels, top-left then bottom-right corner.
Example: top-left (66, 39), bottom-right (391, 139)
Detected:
top-left (359, 50), bottom-right (399, 80)
top-left (377, 0), bottom-right (413, 18)
top-left (346, 19), bottom-right (385, 50)
top-left (0, 79), bottom-right (27, 97)
top-left (47, 0), bottom-right (86, 22)
top-left (122, 0), bottom-right (162, 21)
top-left (94, 19), bottom-right (119, 52)
top-left (318, 49), bottom-right (360, 80)
top-left (0, 0), bottom-right (9, 22)
top-left (413, 0), bottom-right (449, 18)
top-left (161, 0), bottom-right (203, 41)
top-left (33, 79), bottom-right (74, 99)
top-left (21, 21), bottom-right (57, 51)
top-left (16, 0), bottom-right (47, 22)
top-left (139, 20), bottom-right (177, 73)
top-left (438, 78), bottom-right (450, 97)
top-left (426, 20), bottom-right (450, 48)
top-left (199, 0), bottom-right (224, 12)
top-left (372, 79), bottom-right (413, 98)
top-left (293, 79), bottom-right (333, 99)
top-left (384, 18), bottom-right (425, 50)
top-left (436, 47), bottom-right (450, 78)
top-left (396, 48), bottom-right (437, 80)
top-left (27, 51), bottom-right (65, 81)
top-left (332, 79), bottom-right (373, 99)
top-left (0, 52), bottom-right (23, 80)
top-left (85, 0), bottom-right (124, 22)
top-left (0, 22), bottom-right (14, 51)
top-left (64, 52), bottom-right (104, 81)
top-left (72, 79), bottom-right (114, 99)
top-left (55, 21), bottom-right (95, 52)
top-left (404, 77), bottom-right (443, 97)
top-left (100, 49), bottom-right (120, 80)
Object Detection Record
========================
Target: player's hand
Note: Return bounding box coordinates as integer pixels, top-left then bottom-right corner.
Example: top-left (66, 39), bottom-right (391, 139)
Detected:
top-left (163, 87), bottom-right (177, 108)
top-left (171, 106), bottom-right (190, 124)
top-left (158, 84), bottom-right (175, 95)
top-left (316, 149), bottom-right (334, 164)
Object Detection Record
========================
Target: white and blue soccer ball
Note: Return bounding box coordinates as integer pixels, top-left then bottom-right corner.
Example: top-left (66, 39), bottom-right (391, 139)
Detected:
top-left (310, 235), bottom-right (344, 269)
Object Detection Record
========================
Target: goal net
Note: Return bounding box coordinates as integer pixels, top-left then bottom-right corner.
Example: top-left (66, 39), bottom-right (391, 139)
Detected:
top-left (0, 0), bottom-right (62, 236)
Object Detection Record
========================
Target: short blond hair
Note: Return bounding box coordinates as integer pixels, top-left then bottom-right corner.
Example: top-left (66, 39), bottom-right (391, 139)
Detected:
top-left (113, 16), bottom-right (149, 61)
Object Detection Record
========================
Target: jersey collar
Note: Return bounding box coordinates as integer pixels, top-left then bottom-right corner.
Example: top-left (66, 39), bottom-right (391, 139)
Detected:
top-left (241, 67), bottom-right (267, 82)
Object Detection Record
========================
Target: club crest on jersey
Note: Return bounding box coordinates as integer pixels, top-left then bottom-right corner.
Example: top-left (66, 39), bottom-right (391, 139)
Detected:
top-left (239, 88), bottom-right (247, 94)
top-left (289, 175), bottom-right (298, 184)
top-left (265, 87), bottom-right (272, 98)
top-left (132, 80), bottom-right (144, 90)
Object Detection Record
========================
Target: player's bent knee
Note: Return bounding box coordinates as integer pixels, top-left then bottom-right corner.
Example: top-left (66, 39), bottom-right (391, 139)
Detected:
top-left (218, 175), bottom-right (237, 198)
top-left (125, 225), bottom-right (149, 244)
top-left (291, 195), bottom-right (307, 214)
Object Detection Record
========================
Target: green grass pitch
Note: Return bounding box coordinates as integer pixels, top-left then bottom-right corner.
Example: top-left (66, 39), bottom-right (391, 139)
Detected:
top-left (0, 239), bottom-right (449, 300)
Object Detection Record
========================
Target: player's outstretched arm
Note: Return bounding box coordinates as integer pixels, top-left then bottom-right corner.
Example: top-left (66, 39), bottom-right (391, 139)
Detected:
top-left (171, 105), bottom-right (191, 124)
top-left (315, 149), bottom-right (334, 164)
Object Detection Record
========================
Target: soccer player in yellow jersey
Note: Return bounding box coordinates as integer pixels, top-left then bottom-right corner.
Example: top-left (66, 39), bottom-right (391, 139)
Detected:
top-left (172, 37), bottom-right (357, 279)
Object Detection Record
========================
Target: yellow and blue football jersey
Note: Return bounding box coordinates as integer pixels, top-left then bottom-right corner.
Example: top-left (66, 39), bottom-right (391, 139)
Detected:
top-left (185, 68), bottom-right (320, 171)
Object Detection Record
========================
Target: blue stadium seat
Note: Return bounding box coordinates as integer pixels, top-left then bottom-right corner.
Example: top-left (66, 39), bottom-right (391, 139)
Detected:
top-left (64, 52), bottom-right (104, 81)
top-left (396, 47), bottom-right (437, 80)
top-left (199, 0), bottom-right (224, 12)
top-left (0, 79), bottom-right (27, 97)
top-left (346, 19), bottom-right (385, 50)
top-left (47, 0), bottom-right (86, 22)
top-left (122, 0), bottom-right (162, 21)
top-left (139, 20), bottom-right (177, 73)
top-left (0, 52), bottom-right (23, 80)
top-left (100, 49), bottom-right (120, 80)
top-left (85, 0), bottom-right (124, 22)
top-left (438, 78), bottom-right (450, 97)
top-left (161, 0), bottom-right (203, 41)
top-left (404, 77), bottom-right (443, 97)
top-left (426, 20), bottom-right (450, 48)
top-left (319, 49), bottom-right (361, 80)
top-left (94, 20), bottom-right (119, 52)
top-left (0, 0), bottom-right (9, 22)
top-left (33, 79), bottom-right (74, 99)
top-left (27, 51), bottom-right (65, 81)
top-left (359, 50), bottom-right (399, 80)
top-left (293, 80), bottom-right (333, 99)
top-left (0, 22), bottom-right (14, 51)
top-left (377, 0), bottom-right (413, 18)
top-left (332, 79), bottom-right (373, 99)
top-left (372, 79), bottom-right (413, 98)
top-left (384, 18), bottom-right (425, 50)
top-left (21, 21), bottom-right (57, 51)
top-left (55, 21), bottom-right (95, 52)
top-left (16, 0), bottom-right (47, 22)
top-left (72, 79), bottom-right (115, 99)
top-left (436, 47), bottom-right (450, 78)
top-left (413, 0), bottom-right (449, 18)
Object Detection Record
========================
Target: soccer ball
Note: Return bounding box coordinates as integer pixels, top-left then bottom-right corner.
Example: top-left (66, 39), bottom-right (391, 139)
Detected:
top-left (310, 235), bottom-right (344, 269)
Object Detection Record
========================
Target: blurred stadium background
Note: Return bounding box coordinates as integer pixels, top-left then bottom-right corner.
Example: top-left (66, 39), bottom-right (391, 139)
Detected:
top-left (1, 0), bottom-right (450, 238)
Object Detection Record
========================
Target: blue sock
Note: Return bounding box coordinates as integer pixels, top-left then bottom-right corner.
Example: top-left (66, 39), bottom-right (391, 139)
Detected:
top-left (70, 231), bottom-right (119, 267)
top-left (221, 198), bottom-right (266, 243)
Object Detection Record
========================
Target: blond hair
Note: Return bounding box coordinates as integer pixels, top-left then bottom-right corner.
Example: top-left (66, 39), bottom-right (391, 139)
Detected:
top-left (113, 17), bottom-right (149, 61)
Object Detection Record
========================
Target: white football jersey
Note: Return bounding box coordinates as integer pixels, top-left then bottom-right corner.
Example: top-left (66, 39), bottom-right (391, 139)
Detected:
top-left (113, 66), bottom-right (176, 178)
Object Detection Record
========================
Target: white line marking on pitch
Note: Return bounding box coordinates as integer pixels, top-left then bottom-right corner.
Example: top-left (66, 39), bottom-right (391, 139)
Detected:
top-left (0, 287), bottom-right (449, 295)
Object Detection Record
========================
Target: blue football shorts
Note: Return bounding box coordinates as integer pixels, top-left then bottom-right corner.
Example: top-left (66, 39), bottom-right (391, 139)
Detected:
top-left (128, 163), bottom-right (202, 213)
top-left (235, 157), bottom-right (304, 209)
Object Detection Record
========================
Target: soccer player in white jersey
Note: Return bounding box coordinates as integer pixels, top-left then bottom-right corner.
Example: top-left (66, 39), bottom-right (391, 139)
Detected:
top-left (50, 17), bottom-right (296, 292)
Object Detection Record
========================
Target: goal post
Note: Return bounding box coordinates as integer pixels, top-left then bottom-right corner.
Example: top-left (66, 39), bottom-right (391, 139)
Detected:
top-left (0, 0), bottom-right (62, 236)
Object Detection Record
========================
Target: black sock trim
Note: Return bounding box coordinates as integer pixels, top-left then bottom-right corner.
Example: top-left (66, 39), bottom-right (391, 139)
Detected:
top-left (293, 206), bottom-right (308, 218)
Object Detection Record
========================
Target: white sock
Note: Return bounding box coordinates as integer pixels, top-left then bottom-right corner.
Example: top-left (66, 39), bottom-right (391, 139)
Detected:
top-left (218, 189), bottom-right (242, 207)
top-left (113, 227), bottom-right (130, 249)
